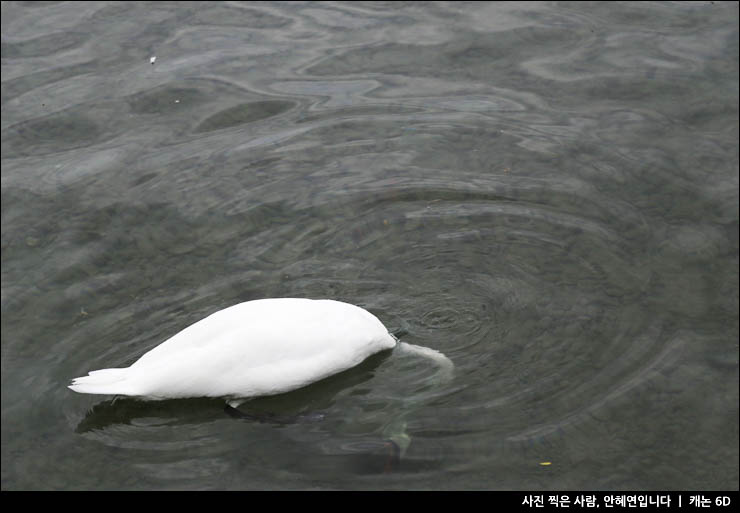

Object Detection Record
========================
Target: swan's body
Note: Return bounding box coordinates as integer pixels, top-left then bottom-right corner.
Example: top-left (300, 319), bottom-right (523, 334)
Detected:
top-left (69, 298), bottom-right (450, 405)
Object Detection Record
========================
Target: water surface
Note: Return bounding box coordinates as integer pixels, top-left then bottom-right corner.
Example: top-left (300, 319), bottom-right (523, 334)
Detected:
top-left (1, 1), bottom-right (738, 490)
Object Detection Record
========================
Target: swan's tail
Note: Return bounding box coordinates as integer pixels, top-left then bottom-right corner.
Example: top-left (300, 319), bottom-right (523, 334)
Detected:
top-left (69, 368), bottom-right (135, 396)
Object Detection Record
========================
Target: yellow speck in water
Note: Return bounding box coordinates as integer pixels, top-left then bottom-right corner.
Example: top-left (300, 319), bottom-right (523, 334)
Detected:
top-left (540, 462), bottom-right (552, 466)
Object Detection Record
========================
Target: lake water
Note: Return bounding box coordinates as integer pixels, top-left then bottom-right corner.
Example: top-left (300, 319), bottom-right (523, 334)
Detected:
top-left (1, 1), bottom-right (738, 490)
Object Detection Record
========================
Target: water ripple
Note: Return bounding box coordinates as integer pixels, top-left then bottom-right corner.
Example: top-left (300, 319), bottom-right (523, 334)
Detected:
top-left (2, 0), bottom-right (736, 490)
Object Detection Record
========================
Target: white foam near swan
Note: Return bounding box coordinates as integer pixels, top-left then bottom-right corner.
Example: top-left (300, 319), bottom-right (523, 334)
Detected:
top-left (69, 298), bottom-right (453, 407)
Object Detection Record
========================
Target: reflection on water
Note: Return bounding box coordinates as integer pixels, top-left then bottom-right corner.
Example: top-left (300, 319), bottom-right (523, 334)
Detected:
top-left (195, 101), bottom-right (295, 132)
top-left (2, 1), bottom-right (738, 490)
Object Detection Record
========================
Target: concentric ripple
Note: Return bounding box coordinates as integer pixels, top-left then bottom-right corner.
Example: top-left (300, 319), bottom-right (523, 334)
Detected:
top-left (105, 156), bottom-right (666, 470)
top-left (3, 0), bottom-right (734, 490)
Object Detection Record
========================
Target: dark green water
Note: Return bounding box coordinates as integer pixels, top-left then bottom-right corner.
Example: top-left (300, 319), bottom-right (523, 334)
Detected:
top-left (1, 1), bottom-right (738, 490)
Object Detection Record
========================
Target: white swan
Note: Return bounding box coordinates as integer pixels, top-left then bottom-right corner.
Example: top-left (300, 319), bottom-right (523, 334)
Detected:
top-left (69, 298), bottom-right (452, 407)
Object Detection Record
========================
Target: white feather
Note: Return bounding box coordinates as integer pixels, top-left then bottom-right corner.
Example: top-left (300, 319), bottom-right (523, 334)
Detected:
top-left (69, 298), bottom-right (420, 403)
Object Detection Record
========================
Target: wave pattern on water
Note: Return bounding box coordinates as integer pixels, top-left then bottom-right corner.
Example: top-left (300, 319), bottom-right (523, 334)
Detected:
top-left (2, 1), bottom-right (737, 490)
